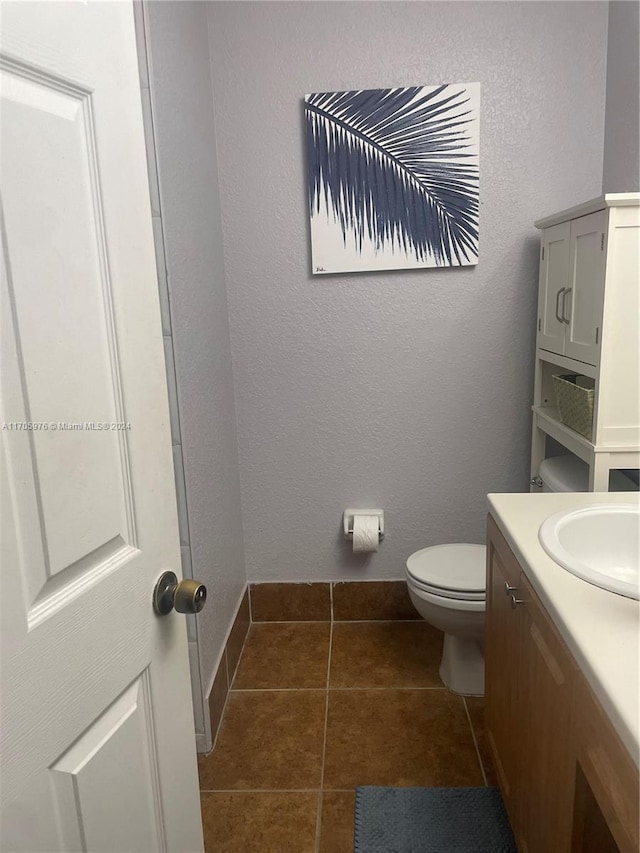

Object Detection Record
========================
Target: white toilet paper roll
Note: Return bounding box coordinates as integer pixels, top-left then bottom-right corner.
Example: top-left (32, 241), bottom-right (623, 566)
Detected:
top-left (352, 514), bottom-right (380, 553)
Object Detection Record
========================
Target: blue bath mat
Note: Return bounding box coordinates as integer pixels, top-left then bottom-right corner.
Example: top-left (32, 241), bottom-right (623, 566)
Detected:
top-left (354, 786), bottom-right (517, 852)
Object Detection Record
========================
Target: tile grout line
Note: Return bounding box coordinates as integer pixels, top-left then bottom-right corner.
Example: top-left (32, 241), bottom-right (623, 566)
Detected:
top-left (314, 619), bottom-right (333, 853)
top-left (229, 686), bottom-right (448, 693)
top-left (200, 788), bottom-right (357, 794)
top-left (230, 687), bottom-right (327, 693)
top-left (462, 697), bottom-right (488, 787)
top-left (250, 620), bottom-right (330, 625)
top-left (248, 619), bottom-right (424, 625)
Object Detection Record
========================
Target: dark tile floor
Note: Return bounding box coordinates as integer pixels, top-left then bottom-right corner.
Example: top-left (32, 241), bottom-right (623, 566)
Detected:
top-left (198, 620), bottom-right (495, 852)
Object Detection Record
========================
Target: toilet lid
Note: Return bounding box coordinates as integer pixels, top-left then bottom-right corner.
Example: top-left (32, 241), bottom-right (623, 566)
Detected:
top-left (406, 544), bottom-right (486, 593)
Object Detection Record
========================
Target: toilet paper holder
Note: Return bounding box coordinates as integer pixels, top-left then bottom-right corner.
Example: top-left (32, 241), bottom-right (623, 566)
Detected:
top-left (343, 509), bottom-right (385, 541)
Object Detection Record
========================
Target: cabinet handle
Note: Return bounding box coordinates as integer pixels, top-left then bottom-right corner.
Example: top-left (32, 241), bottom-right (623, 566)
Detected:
top-left (505, 582), bottom-right (517, 596)
top-left (511, 594), bottom-right (525, 609)
top-left (562, 288), bottom-right (572, 324)
top-left (555, 287), bottom-right (566, 323)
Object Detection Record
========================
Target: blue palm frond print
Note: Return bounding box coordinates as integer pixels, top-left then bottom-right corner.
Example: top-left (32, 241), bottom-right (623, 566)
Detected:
top-left (305, 85), bottom-right (479, 267)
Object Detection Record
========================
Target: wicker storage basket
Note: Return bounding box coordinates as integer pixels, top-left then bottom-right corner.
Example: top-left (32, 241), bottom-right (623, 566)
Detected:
top-left (552, 374), bottom-right (595, 440)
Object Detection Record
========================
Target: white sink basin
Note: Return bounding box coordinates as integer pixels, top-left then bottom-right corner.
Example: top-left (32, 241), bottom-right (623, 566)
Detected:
top-left (539, 503), bottom-right (640, 599)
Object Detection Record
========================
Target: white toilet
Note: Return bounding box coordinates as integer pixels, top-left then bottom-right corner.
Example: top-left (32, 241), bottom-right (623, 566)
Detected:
top-left (406, 455), bottom-right (638, 698)
top-left (406, 544), bottom-right (487, 697)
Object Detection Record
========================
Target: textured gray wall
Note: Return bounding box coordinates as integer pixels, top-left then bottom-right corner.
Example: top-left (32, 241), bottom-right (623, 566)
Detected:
top-left (145, 1), bottom-right (246, 689)
top-left (602, 0), bottom-right (640, 192)
top-left (209, 1), bottom-right (608, 582)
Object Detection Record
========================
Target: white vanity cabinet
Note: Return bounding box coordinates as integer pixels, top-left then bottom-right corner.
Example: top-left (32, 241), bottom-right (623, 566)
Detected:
top-left (531, 194), bottom-right (640, 491)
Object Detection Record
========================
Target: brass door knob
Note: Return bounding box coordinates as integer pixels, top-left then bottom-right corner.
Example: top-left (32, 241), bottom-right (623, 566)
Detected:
top-left (153, 571), bottom-right (207, 616)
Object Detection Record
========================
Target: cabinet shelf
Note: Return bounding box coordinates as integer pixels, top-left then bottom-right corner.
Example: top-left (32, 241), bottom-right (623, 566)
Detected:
top-left (536, 349), bottom-right (597, 380)
top-left (533, 406), bottom-right (640, 461)
top-left (532, 406), bottom-right (592, 464)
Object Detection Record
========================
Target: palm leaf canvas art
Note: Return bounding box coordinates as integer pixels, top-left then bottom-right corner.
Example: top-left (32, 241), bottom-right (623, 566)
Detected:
top-left (305, 83), bottom-right (480, 274)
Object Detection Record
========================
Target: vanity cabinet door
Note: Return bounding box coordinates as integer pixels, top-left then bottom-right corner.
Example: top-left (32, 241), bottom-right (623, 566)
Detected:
top-left (571, 673), bottom-right (639, 853)
top-left (517, 575), bottom-right (576, 853)
top-left (485, 516), bottom-right (522, 832)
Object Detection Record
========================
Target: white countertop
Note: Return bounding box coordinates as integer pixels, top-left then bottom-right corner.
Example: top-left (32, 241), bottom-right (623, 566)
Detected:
top-left (487, 491), bottom-right (640, 766)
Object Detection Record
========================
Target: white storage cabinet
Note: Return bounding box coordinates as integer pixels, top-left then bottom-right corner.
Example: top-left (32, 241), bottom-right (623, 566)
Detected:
top-left (531, 194), bottom-right (640, 491)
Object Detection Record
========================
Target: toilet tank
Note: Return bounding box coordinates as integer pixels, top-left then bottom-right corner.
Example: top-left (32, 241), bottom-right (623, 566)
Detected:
top-left (538, 455), bottom-right (637, 492)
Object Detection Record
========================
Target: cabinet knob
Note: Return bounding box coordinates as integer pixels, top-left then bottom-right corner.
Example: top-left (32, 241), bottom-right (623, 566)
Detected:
top-left (505, 582), bottom-right (517, 596)
top-left (511, 594), bottom-right (525, 609)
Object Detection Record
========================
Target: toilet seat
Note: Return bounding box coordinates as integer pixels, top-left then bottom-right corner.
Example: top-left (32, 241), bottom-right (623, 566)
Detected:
top-left (407, 575), bottom-right (485, 601)
top-left (408, 582), bottom-right (486, 613)
top-left (406, 544), bottom-right (486, 600)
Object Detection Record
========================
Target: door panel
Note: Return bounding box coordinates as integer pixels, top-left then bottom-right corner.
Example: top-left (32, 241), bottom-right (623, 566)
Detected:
top-left (50, 672), bottom-right (164, 853)
top-left (537, 222), bottom-right (570, 356)
top-left (2, 56), bottom-right (138, 626)
top-left (565, 211), bottom-right (606, 366)
top-left (0, 3), bottom-right (203, 851)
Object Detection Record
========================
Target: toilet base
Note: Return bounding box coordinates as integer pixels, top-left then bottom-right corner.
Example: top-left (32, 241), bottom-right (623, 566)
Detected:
top-left (439, 633), bottom-right (485, 697)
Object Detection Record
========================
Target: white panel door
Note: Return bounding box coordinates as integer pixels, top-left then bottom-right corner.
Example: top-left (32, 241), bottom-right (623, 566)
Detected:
top-left (537, 222), bottom-right (570, 357)
top-left (565, 210), bottom-right (607, 366)
top-left (0, 3), bottom-right (204, 851)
